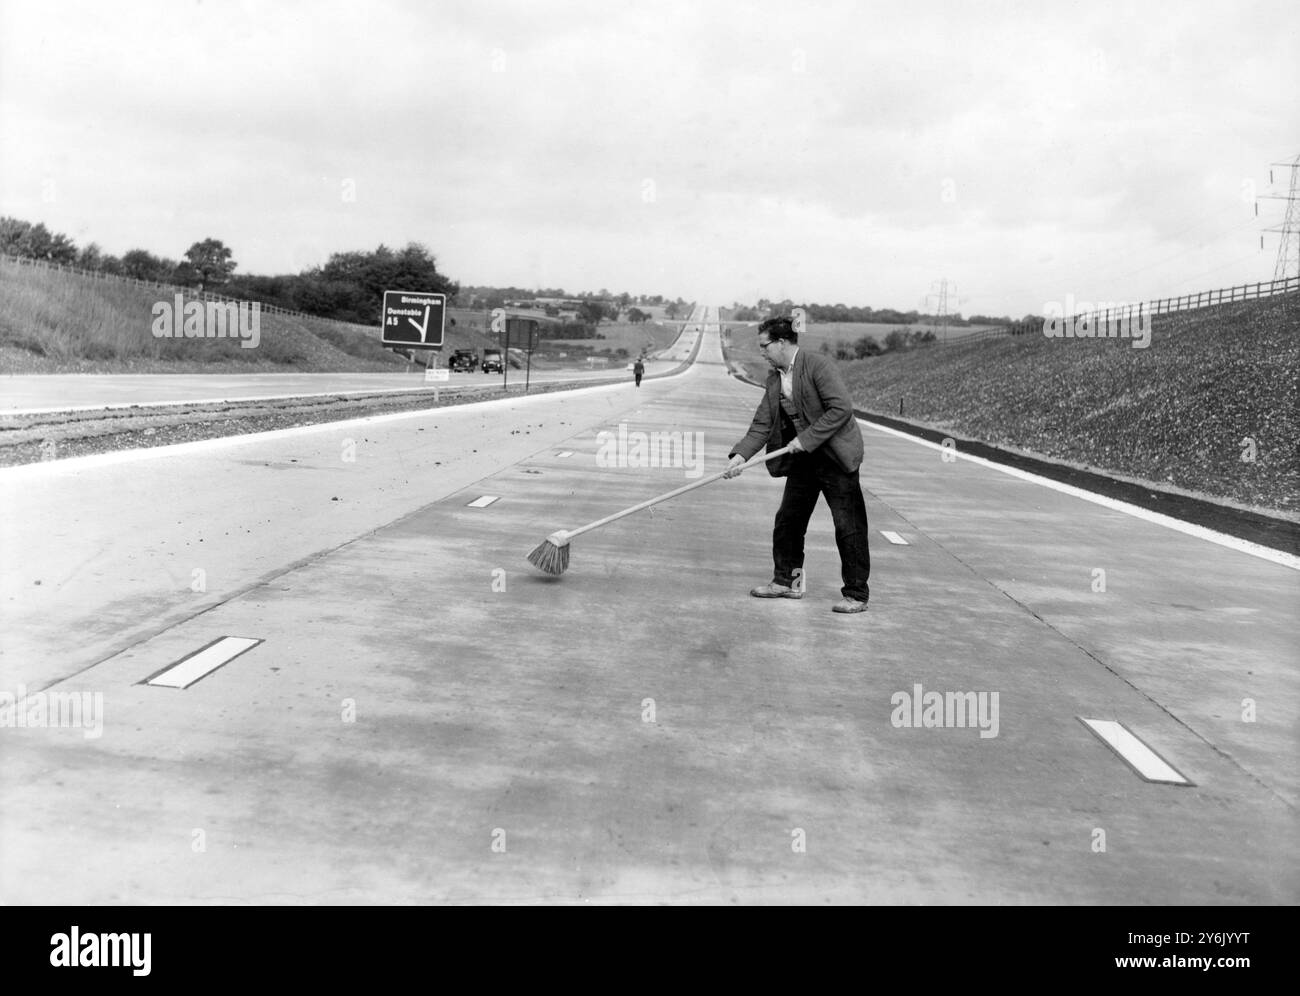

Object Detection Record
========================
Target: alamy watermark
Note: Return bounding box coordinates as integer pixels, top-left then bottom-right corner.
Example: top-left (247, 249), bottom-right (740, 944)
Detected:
top-left (151, 294), bottom-right (261, 348)
top-left (0, 685), bottom-right (103, 739)
top-left (890, 682), bottom-right (999, 739)
top-left (50, 927), bottom-right (150, 976)
top-left (1042, 295), bottom-right (1151, 349)
top-left (596, 423), bottom-right (705, 479)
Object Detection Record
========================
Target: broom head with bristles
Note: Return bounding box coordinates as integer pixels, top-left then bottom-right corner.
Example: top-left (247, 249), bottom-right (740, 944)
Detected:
top-left (527, 530), bottom-right (572, 575)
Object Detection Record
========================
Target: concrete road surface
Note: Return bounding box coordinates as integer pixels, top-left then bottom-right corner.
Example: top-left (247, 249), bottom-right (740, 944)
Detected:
top-left (2, 304), bottom-right (1296, 904)
top-left (0, 362), bottom-right (679, 415)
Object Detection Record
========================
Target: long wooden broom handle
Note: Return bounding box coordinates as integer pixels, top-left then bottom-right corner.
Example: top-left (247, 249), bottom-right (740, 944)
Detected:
top-left (565, 444), bottom-right (794, 540)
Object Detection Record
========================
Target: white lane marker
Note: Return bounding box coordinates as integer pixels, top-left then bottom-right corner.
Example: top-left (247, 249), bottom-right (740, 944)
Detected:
top-left (863, 420), bottom-right (1300, 572)
top-left (556, 451), bottom-right (574, 458)
top-left (880, 530), bottom-right (909, 545)
top-left (1079, 718), bottom-right (1192, 785)
top-left (467, 495), bottom-right (500, 507)
top-left (146, 636), bottom-right (262, 689)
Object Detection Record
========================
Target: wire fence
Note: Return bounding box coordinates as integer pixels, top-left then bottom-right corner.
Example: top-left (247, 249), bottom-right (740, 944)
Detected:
top-left (947, 274), bottom-right (1300, 344)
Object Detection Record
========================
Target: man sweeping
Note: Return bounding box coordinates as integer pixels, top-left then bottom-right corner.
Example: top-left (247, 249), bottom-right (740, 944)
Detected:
top-left (723, 316), bottom-right (871, 613)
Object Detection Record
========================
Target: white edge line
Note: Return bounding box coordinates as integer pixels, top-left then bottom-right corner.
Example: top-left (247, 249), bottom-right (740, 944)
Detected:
top-left (863, 419), bottom-right (1300, 571)
top-left (0, 372), bottom-right (694, 478)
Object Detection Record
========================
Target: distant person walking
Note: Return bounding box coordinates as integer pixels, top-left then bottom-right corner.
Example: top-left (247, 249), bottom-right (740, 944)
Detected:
top-left (633, 357), bottom-right (645, 387)
top-left (723, 317), bottom-right (870, 613)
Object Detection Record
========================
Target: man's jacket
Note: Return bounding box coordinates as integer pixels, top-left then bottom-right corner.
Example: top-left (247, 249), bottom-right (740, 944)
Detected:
top-left (730, 349), bottom-right (864, 476)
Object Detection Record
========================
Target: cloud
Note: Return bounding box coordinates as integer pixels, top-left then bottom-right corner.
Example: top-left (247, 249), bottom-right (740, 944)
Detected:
top-left (2, 0), bottom-right (1296, 312)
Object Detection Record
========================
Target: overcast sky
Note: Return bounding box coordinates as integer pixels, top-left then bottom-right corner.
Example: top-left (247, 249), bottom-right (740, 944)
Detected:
top-left (2, 0), bottom-right (1296, 316)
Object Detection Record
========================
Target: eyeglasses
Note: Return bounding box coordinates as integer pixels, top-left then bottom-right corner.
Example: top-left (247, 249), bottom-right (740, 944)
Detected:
top-left (757, 340), bottom-right (775, 350)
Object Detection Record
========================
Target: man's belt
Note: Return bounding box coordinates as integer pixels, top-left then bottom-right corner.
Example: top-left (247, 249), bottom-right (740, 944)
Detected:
top-left (778, 396), bottom-right (808, 441)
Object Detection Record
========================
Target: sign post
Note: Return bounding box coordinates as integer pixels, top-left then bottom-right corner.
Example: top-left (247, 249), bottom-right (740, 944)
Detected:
top-left (491, 310), bottom-right (550, 393)
top-left (524, 321), bottom-right (536, 393)
top-left (491, 308), bottom-right (508, 390)
top-left (505, 317), bottom-right (540, 393)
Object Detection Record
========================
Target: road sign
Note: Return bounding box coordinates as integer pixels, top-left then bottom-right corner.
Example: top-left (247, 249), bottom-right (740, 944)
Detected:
top-left (424, 365), bottom-right (449, 383)
top-left (381, 290), bottom-right (446, 348)
top-left (506, 317), bottom-right (540, 351)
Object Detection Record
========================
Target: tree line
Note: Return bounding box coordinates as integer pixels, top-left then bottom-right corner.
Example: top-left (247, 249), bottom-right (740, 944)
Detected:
top-left (732, 297), bottom-right (1035, 327)
top-left (0, 216), bottom-right (458, 326)
top-left (0, 216), bottom-right (695, 330)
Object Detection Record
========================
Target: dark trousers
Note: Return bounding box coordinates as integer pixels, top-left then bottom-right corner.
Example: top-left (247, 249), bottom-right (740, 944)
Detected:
top-left (772, 452), bottom-right (871, 602)
top-left (634, 373), bottom-right (643, 386)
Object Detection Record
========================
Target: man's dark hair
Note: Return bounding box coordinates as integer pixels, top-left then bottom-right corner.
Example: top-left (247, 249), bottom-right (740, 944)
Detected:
top-left (758, 316), bottom-right (798, 344)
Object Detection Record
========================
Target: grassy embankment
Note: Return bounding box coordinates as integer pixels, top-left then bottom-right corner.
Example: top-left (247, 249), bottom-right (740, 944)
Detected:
top-left (727, 295), bottom-right (1299, 514)
top-left (0, 260), bottom-right (694, 374)
top-left (0, 258), bottom-right (497, 374)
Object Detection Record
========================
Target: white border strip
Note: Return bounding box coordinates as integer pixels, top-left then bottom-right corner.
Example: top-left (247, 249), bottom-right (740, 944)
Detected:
top-left (1079, 718), bottom-right (1192, 785)
top-left (864, 420), bottom-right (1300, 571)
top-left (880, 530), bottom-right (909, 545)
top-left (467, 495), bottom-right (500, 508)
top-left (4, 385), bottom-right (455, 416)
top-left (0, 371), bottom-right (699, 479)
top-left (145, 636), bottom-right (262, 689)
top-left (1, 365), bottom-right (682, 416)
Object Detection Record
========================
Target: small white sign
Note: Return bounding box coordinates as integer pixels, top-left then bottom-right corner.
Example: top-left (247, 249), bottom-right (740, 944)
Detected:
top-left (425, 366), bottom-right (449, 383)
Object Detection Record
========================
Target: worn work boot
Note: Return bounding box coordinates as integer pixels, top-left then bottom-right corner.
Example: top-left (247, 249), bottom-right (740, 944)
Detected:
top-left (750, 581), bottom-right (803, 599)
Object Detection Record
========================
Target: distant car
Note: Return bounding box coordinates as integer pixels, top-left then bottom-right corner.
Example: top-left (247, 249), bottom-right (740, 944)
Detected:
top-left (481, 349), bottom-right (504, 373)
top-left (450, 349), bottom-right (478, 372)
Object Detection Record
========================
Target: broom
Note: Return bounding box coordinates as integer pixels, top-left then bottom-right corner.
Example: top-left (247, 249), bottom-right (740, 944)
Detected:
top-left (527, 444), bottom-right (794, 575)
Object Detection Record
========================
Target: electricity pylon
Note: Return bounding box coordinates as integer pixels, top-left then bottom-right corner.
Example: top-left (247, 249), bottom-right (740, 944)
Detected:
top-left (1261, 154), bottom-right (1300, 281)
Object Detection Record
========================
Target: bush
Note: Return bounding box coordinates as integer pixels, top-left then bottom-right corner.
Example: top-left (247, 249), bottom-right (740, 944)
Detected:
top-left (854, 335), bottom-right (882, 358)
top-left (883, 329), bottom-right (910, 352)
